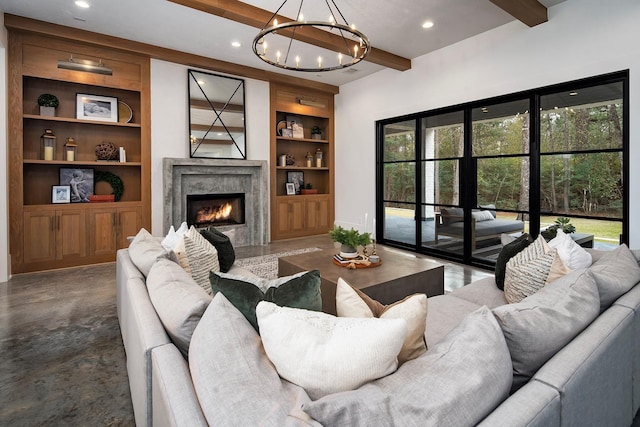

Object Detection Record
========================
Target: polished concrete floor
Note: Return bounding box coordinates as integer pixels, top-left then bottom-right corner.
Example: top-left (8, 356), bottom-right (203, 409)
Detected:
top-left (0, 235), bottom-right (491, 425)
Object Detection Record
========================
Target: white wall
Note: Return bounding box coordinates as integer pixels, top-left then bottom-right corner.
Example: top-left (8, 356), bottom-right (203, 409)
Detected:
top-left (335, 0), bottom-right (640, 246)
top-left (0, 12), bottom-right (9, 282)
top-left (149, 59), bottom-right (270, 235)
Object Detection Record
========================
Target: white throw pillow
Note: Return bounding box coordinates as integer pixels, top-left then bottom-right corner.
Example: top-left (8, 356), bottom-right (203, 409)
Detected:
top-left (335, 277), bottom-right (427, 364)
top-left (472, 210), bottom-right (495, 222)
top-left (256, 301), bottom-right (407, 400)
top-left (183, 226), bottom-right (220, 294)
top-left (161, 221), bottom-right (188, 251)
top-left (547, 229), bottom-right (592, 270)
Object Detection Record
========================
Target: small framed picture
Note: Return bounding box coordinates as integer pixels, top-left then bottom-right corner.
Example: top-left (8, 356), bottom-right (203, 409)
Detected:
top-left (285, 182), bottom-right (296, 195)
top-left (287, 171), bottom-right (304, 194)
top-left (52, 185), bottom-right (71, 204)
top-left (281, 128), bottom-right (293, 138)
top-left (60, 168), bottom-right (94, 203)
top-left (76, 93), bottom-right (118, 122)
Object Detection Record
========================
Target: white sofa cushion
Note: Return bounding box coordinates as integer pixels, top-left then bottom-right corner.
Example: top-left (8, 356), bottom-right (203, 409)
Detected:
top-left (146, 258), bottom-right (212, 358)
top-left (303, 306), bottom-right (512, 426)
top-left (256, 301), bottom-right (407, 400)
top-left (493, 269), bottom-right (600, 390)
top-left (189, 294), bottom-right (318, 426)
top-left (547, 229), bottom-right (592, 269)
top-left (588, 244), bottom-right (640, 311)
top-left (335, 277), bottom-right (427, 364)
top-left (128, 228), bottom-right (166, 277)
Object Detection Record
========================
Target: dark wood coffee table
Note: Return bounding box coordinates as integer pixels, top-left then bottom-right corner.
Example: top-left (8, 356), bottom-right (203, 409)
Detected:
top-left (278, 246), bottom-right (444, 315)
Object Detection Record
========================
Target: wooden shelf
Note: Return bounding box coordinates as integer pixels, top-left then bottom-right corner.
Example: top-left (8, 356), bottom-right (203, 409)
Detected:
top-left (276, 166), bottom-right (330, 171)
top-left (24, 159), bottom-right (142, 166)
top-left (276, 136), bottom-right (330, 144)
top-left (24, 114), bottom-right (142, 128)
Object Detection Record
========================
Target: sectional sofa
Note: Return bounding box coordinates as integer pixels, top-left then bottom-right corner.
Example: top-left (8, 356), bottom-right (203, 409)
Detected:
top-left (116, 233), bottom-right (640, 426)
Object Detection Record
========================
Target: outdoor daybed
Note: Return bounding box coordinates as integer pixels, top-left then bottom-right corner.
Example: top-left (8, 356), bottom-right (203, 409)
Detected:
top-left (435, 206), bottom-right (524, 250)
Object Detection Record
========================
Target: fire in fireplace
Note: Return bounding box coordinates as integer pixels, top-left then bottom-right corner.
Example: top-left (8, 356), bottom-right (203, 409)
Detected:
top-left (186, 193), bottom-right (245, 228)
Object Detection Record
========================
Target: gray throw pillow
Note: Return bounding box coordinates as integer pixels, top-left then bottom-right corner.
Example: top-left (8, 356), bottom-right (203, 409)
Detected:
top-left (303, 306), bottom-right (512, 426)
top-left (441, 207), bottom-right (464, 225)
top-left (492, 269), bottom-right (600, 391)
top-left (588, 244), bottom-right (640, 312)
top-left (146, 258), bottom-right (212, 358)
top-left (495, 233), bottom-right (532, 290)
top-left (189, 294), bottom-right (316, 426)
top-left (128, 228), bottom-right (167, 277)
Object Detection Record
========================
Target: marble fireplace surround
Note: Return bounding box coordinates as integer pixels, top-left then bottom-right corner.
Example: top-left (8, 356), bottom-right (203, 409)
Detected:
top-left (163, 158), bottom-right (268, 247)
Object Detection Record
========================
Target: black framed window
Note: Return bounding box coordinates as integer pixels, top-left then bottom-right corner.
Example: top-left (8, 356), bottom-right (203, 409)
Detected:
top-left (376, 71), bottom-right (628, 268)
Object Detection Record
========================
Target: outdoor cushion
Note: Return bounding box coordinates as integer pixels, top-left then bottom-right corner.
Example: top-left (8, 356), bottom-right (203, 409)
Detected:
top-left (303, 306), bottom-right (512, 426)
top-left (441, 207), bottom-right (464, 224)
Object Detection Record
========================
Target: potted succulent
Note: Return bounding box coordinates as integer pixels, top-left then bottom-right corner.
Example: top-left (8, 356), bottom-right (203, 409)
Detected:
top-left (38, 93), bottom-right (59, 117)
top-left (329, 225), bottom-right (371, 258)
top-left (541, 216), bottom-right (576, 240)
top-left (311, 126), bottom-right (322, 140)
top-left (300, 183), bottom-right (318, 195)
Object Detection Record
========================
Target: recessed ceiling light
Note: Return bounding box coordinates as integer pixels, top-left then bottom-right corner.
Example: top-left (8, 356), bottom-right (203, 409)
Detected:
top-left (231, 41), bottom-right (242, 48)
top-left (422, 21), bottom-right (434, 29)
top-left (75, 1), bottom-right (90, 8)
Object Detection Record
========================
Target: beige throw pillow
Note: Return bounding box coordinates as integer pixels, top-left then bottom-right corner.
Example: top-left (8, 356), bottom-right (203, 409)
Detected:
top-left (335, 277), bottom-right (427, 364)
top-left (256, 301), bottom-right (407, 400)
top-left (183, 226), bottom-right (220, 294)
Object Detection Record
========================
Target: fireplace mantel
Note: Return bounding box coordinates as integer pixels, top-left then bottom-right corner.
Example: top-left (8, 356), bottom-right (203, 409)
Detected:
top-left (163, 158), bottom-right (268, 246)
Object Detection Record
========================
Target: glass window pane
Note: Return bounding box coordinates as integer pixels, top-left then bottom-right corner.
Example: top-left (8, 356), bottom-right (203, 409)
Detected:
top-left (422, 159), bottom-right (460, 205)
top-left (383, 162), bottom-right (415, 202)
top-left (383, 202), bottom-right (415, 245)
top-left (421, 111), bottom-right (464, 159)
top-left (472, 99), bottom-right (530, 157)
top-left (540, 216), bottom-right (621, 249)
top-left (540, 82), bottom-right (623, 153)
top-left (540, 152), bottom-right (622, 218)
top-left (383, 120), bottom-right (415, 161)
top-left (477, 156), bottom-right (529, 212)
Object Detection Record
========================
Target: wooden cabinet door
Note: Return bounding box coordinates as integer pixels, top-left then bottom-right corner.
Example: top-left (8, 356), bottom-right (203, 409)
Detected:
top-left (289, 199), bottom-right (305, 233)
top-left (117, 206), bottom-right (142, 249)
top-left (56, 209), bottom-right (87, 260)
top-left (274, 198), bottom-right (305, 237)
top-left (305, 196), bottom-right (331, 233)
top-left (23, 210), bottom-right (56, 264)
top-left (89, 208), bottom-right (117, 256)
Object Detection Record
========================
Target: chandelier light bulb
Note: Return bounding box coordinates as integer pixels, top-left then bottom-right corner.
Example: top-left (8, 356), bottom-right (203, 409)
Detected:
top-left (318, 56), bottom-right (322, 68)
top-left (298, 13), bottom-right (304, 22)
top-left (273, 18), bottom-right (278, 26)
top-left (338, 52), bottom-right (343, 65)
top-left (263, 40), bottom-right (267, 55)
top-left (353, 44), bottom-right (359, 58)
top-left (296, 56), bottom-right (300, 68)
top-left (276, 51), bottom-right (281, 64)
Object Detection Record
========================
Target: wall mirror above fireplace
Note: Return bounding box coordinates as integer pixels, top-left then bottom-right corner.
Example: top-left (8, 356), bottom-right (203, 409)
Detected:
top-left (188, 69), bottom-right (246, 159)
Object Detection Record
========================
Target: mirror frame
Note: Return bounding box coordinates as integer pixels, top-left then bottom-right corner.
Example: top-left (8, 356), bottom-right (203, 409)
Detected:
top-left (188, 69), bottom-right (246, 159)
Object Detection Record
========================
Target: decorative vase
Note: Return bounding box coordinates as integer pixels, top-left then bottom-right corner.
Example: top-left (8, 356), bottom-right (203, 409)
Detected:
top-left (40, 106), bottom-right (55, 117)
top-left (340, 244), bottom-right (358, 259)
top-left (312, 134), bottom-right (322, 140)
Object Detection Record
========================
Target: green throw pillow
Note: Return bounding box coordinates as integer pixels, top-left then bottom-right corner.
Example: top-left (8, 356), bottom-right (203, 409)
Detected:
top-left (495, 234), bottom-right (532, 291)
top-left (209, 270), bottom-right (322, 331)
top-left (200, 227), bottom-right (235, 272)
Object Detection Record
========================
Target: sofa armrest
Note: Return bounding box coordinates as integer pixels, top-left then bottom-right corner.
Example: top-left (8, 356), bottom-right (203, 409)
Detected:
top-left (152, 344), bottom-right (208, 427)
top-left (478, 380), bottom-right (560, 427)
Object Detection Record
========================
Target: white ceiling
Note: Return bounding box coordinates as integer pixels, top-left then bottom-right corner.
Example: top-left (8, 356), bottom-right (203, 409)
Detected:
top-left (0, 0), bottom-right (566, 87)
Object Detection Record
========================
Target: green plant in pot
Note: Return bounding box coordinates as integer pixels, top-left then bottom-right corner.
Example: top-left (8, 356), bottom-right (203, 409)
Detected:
top-left (541, 216), bottom-right (576, 239)
top-left (311, 126), bottom-right (322, 140)
top-left (37, 93), bottom-right (59, 117)
top-left (329, 225), bottom-right (371, 258)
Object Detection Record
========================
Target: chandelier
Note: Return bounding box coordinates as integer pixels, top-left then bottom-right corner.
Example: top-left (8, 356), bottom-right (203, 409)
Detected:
top-left (252, 0), bottom-right (371, 72)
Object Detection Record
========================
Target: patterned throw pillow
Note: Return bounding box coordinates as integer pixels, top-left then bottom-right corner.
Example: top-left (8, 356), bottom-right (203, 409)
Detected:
top-left (183, 226), bottom-right (220, 294)
top-left (335, 277), bottom-right (427, 364)
top-left (504, 236), bottom-right (556, 303)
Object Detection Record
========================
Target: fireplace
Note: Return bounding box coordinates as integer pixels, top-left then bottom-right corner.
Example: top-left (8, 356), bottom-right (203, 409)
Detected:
top-left (187, 193), bottom-right (245, 228)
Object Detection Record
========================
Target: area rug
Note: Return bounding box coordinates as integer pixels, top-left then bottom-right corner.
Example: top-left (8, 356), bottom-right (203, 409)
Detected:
top-left (235, 248), bottom-right (322, 279)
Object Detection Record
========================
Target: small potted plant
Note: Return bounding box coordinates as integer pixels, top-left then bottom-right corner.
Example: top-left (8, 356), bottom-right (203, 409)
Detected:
top-left (300, 183), bottom-right (318, 195)
top-left (541, 216), bottom-right (576, 240)
top-left (311, 126), bottom-right (322, 140)
top-left (38, 93), bottom-right (59, 117)
top-left (329, 225), bottom-right (371, 258)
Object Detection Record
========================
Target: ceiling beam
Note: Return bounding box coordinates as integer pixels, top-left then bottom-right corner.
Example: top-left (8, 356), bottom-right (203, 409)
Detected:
top-left (4, 14), bottom-right (339, 94)
top-left (168, 0), bottom-right (412, 72)
top-left (488, 0), bottom-right (548, 27)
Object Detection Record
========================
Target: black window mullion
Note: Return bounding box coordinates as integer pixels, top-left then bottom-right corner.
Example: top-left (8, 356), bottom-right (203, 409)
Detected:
top-left (530, 94), bottom-right (541, 237)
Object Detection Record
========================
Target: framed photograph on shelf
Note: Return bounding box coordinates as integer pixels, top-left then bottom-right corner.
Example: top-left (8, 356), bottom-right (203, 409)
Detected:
top-left (286, 115), bottom-right (304, 138)
top-left (59, 168), bottom-right (94, 203)
top-left (285, 182), bottom-right (296, 195)
top-left (281, 128), bottom-right (293, 138)
top-left (52, 185), bottom-right (71, 204)
top-left (76, 93), bottom-right (118, 122)
top-left (287, 171), bottom-right (304, 194)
